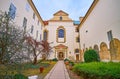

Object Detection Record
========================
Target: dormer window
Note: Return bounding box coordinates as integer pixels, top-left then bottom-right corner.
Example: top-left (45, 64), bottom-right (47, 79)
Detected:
top-left (60, 16), bottom-right (62, 20)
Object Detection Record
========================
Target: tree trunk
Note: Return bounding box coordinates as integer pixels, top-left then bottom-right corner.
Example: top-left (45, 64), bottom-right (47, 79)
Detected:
top-left (33, 56), bottom-right (37, 64)
top-left (33, 48), bottom-right (37, 64)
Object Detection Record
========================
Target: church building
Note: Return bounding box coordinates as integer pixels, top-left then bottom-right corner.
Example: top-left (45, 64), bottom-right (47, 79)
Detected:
top-left (43, 10), bottom-right (80, 61)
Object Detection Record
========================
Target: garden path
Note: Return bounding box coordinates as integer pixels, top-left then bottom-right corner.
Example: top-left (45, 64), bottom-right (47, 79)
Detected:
top-left (44, 61), bottom-right (70, 79)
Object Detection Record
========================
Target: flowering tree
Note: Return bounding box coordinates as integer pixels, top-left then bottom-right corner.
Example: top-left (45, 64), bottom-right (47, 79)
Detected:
top-left (25, 36), bottom-right (52, 64)
top-left (0, 12), bottom-right (31, 64)
top-left (0, 11), bottom-right (52, 65)
top-left (40, 40), bottom-right (52, 60)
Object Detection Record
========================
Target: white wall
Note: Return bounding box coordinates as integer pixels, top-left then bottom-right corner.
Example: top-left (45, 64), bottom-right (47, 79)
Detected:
top-left (80, 0), bottom-right (120, 50)
top-left (0, 0), bottom-right (43, 61)
top-left (0, 0), bottom-right (43, 42)
top-left (44, 21), bottom-right (79, 59)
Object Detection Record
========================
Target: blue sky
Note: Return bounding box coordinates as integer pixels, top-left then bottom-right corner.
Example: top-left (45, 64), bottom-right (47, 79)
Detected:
top-left (33, 0), bottom-right (93, 21)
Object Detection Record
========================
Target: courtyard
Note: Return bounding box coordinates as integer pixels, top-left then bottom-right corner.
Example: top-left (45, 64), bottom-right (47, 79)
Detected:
top-left (0, 0), bottom-right (120, 79)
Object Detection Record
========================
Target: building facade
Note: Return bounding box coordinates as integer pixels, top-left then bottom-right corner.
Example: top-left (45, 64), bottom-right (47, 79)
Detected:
top-left (0, 0), bottom-right (44, 60)
top-left (79, 0), bottom-right (120, 62)
top-left (0, 0), bottom-right (44, 41)
top-left (43, 10), bottom-right (80, 61)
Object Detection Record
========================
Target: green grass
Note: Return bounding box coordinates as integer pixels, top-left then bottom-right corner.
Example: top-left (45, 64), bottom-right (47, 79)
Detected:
top-left (73, 62), bottom-right (120, 79)
top-left (23, 61), bottom-right (56, 77)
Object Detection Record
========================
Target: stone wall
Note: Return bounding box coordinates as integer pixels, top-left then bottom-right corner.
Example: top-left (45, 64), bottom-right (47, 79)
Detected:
top-left (80, 38), bottom-right (120, 62)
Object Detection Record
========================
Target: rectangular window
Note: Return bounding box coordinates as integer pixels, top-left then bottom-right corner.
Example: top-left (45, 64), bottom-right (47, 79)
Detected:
top-left (75, 27), bottom-right (79, 32)
top-left (40, 34), bottom-right (41, 40)
top-left (23, 17), bottom-right (27, 29)
top-left (25, 3), bottom-right (30, 12)
top-left (31, 25), bottom-right (34, 33)
top-left (83, 43), bottom-right (85, 50)
top-left (37, 20), bottom-right (39, 25)
top-left (8, 3), bottom-right (16, 19)
top-left (107, 30), bottom-right (113, 41)
top-left (76, 37), bottom-right (80, 42)
top-left (33, 13), bottom-right (35, 20)
top-left (36, 30), bottom-right (38, 39)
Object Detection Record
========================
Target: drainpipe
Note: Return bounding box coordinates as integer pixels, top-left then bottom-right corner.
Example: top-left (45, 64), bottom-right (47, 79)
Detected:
top-left (78, 29), bottom-right (82, 62)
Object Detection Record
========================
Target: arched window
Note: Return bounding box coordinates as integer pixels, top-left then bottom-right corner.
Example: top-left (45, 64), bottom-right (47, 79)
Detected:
top-left (56, 26), bottom-right (66, 43)
top-left (60, 16), bottom-right (62, 20)
top-left (43, 30), bottom-right (48, 40)
top-left (75, 49), bottom-right (79, 53)
top-left (58, 29), bottom-right (64, 38)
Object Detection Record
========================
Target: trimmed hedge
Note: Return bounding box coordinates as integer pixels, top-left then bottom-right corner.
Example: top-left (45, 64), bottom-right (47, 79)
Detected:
top-left (84, 49), bottom-right (100, 62)
top-left (73, 62), bottom-right (120, 79)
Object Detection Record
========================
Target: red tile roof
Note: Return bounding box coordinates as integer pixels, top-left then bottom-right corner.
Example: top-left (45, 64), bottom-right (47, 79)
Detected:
top-left (43, 21), bottom-right (48, 26)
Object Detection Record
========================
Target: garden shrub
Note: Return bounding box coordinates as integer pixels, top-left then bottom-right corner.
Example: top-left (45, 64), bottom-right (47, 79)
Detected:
top-left (14, 74), bottom-right (28, 79)
top-left (52, 58), bottom-right (58, 61)
top-left (84, 49), bottom-right (100, 62)
top-left (64, 58), bottom-right (70, 62)
top-left (69, 61), bottom-right (74, 66)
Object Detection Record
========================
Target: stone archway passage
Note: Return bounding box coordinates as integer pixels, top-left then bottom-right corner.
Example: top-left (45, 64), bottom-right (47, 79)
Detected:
top-left (110, 38), bottom-right (120, 61)
top-left (99, 42), bottom-right (111, 61)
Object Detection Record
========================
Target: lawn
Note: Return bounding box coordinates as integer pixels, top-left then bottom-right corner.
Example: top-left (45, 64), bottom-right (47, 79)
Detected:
top-left (0, 60), bottom-right (56, 79)
top-left (73, 62), bottom-right (120, 79)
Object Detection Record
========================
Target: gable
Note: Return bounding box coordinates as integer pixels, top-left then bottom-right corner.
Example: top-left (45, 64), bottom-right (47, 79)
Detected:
top-left (54, 10), bottom-right (68, 16)
top-left (49, 10), bottom-right (73, 21)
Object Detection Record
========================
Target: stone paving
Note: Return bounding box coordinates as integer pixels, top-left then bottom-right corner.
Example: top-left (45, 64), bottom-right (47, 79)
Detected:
top-left (44, 61), bottom-right (70, 79)
top-left (28, 75), bottom-right (38, 79)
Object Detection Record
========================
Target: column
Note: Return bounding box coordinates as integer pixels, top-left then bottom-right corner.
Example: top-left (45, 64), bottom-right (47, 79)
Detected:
top-left (55, 49), bottom-right (56, 58)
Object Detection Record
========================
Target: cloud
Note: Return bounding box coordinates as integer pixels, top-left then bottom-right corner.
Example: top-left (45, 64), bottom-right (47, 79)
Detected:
top-left (32, 0), bottom-right (93, 20)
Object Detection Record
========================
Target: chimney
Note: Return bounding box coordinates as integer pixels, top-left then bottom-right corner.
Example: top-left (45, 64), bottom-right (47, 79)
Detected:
top-left (79, 17), bottom-right (84, 22)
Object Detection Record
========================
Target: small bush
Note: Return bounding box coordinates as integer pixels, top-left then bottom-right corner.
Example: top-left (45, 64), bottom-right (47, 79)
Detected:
top-left (52, 58), bottom-right (58, 61)
top-left (84, 49), bottom-right (100, 62)
top-left (69, 61), bottom-right (74, 66)
top-left (64, 58), bottom-right (70, 62)
top-left (14, 74), bottom-right (28, 79)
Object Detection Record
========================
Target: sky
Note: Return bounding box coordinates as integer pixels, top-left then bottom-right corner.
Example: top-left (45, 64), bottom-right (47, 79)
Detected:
top-left (32, 0), bottom-right (93, 21)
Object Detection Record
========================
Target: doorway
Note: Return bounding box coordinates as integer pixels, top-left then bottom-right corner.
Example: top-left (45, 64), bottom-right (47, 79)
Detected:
top-left (58, 52), bottom-right (64, 60)
top-left (76, 54), bottom-right (79, 61)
